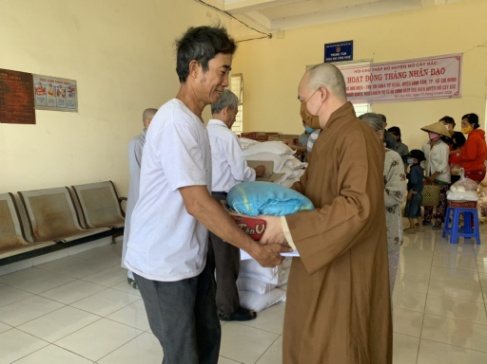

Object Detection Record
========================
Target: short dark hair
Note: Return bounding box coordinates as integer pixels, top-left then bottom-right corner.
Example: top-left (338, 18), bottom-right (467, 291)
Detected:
top-left (439, 116), bottom-right (455, 127)
top-left (462, 113), bottom-right (480, 129)
top-left (451, 131), bottom-right (466, 149)
top-left (388, 126), bottom-right (401, 142)
top-left (175, 26), bottom-right (237, 83)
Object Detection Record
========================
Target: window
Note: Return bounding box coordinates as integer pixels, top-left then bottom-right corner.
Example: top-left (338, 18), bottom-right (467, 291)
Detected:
top-left (353, 103), bottom-right (370, 117)
top-left (229, 74), bottom-right (243, 135)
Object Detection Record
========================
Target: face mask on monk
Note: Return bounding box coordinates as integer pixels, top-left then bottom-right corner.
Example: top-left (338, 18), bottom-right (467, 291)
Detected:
top-left (300, 101), bottom-right (321, 129)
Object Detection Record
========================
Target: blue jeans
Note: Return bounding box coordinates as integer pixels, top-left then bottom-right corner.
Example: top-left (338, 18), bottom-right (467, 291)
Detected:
top-left (404, 193), bottom-right (422, 218)
top-left (134, 259), bottom-right (221, 364)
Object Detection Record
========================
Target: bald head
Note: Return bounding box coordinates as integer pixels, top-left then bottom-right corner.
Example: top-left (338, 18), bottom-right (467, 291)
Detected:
top-left (307, 63), bottom-right (347, 102)
top-left (142, 108), bottom-right (157, 129)
top-left (298, 63), bottom-right (348, 128)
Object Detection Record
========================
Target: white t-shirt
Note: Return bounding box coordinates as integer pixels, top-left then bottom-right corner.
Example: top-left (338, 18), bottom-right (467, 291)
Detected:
top-left (124, 99), bottom-right (212, 282)
top-left (207, 119), bottom-right (256, 192)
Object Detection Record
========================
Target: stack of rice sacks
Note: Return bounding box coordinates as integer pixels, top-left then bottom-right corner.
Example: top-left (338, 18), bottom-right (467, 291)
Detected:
top-left (239, 138), bottom-right (307, 187)
top-left (237, 258), bottom-right (292, 312)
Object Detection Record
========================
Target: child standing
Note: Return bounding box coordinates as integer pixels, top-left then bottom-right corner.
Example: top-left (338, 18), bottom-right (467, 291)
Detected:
top-left (405, 150), bottom-right (426, 233)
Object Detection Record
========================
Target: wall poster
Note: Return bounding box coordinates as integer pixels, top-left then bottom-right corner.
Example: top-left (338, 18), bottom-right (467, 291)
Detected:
top-left (337, 54), bottom-right (462, 103)
top-left (0, 68), bottom-right (36, 124)
top-left (33, 74), bottom-right (78, 112)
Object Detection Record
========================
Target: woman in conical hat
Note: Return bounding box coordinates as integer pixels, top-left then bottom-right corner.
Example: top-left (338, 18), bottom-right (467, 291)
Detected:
top-left (421, 121), bottom-right (451, 230)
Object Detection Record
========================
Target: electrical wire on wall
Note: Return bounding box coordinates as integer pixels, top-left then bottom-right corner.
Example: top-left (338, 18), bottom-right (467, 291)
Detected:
top-left (194, 0), bottom-right (272, 42)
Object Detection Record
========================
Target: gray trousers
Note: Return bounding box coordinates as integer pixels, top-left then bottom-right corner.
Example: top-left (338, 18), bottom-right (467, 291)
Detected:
top-left (134, 259), bottom-right (221, 364)
top-left (208, 192), bottom-right (241, 318)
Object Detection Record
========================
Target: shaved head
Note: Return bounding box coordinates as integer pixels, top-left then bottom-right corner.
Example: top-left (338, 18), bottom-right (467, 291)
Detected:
top-left (142, 108), bottom-right (157, 128)
top-left (307, 63), bottom-right (347, 101)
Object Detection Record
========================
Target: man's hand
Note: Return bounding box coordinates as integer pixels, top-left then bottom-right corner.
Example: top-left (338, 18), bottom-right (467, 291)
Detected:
top-left (250, 242), bottom-right (291, 267)
top-left (260, 215), bottom-right (287, 244)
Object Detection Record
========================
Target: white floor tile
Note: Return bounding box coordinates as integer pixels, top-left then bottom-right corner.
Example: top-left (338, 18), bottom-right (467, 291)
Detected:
top-left (71, 288), bottom-right (141, 317)
top-left (417, 338), bottom-right (487, 364)
top-left (393, 333), bottom-right (420, 364)
top-left (1, 230), bottom-right (487, 364)
top-left (82, 265), bottom-right (126, 287)
top-left (393, 287), bottom-right (427, 312)
top-left (0, 295), bottom-right (64, 326)
top-left (239, 304), bottom-right (285, 335)
top-left (55, 318), bottom-right (142, 361)
top-left (39, 279), bottom-right (107, 304)
top-left (0, 329), bottom-right (48, 364)
top-left (106, 299), bottom-right (150, 331)
top-left (0, 284), bottom-right (34, 308)
top-left (421, 314), bottom-right (487, 353)
top-left (18, 306), bottom-right (100, 342)
top-left (13, 344), bottom-right (94, 364)
top-left (395, 273), bottom-right (430, 294)
top-left (0, 321), bottom-right (11, 334)
top-left (393, 308), bottom-right (424, 337)
top-left (425, 293), bottom-right (487, 325)
top-left (0, 267), bottom-right (75, 294)
top-left (98, 332), bottom-right (162, 364)
top-left (37, 255), bottom-right (114, 279)
top-left (220, 322), bottom-right (279, 364)
top-left (255, 336), bottom-right (282, 364)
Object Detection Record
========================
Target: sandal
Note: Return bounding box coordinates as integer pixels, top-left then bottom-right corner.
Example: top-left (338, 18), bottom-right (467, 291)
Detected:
top-left (220, 307), bottom-right (257, 321)
top-left (127, 278), bottom-right (138, 290)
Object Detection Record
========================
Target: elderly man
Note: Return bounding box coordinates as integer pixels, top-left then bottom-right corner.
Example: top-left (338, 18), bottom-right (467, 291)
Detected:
top-left (124, 26), bottom-right (287, 364)
top-left (122, 108), bottom-right (157, 289)
top-left (207, 89), bottom-right (265, 321)
top-left (262, 63), bottom-right (392, 364)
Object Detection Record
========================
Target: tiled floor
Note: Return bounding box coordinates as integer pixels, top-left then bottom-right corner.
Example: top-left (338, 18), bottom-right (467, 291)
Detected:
top-left (1, 227), bottom-right (487, 364)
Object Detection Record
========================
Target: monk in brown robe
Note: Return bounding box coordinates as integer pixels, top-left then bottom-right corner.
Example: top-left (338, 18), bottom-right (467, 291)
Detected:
top-left (261, 63), bottom-right (393, 364)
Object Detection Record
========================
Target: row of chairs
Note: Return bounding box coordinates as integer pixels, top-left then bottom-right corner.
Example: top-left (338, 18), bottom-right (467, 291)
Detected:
top-left (0, 181), bottom-right (125, 262)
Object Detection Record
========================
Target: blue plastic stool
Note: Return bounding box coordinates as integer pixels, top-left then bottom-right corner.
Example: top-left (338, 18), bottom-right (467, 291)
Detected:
top-left (442, 205), bottom-right (481, 244)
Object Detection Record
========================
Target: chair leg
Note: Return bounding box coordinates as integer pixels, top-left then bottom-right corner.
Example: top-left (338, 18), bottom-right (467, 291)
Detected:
top-left (450, 209), bottom-right (460, 244)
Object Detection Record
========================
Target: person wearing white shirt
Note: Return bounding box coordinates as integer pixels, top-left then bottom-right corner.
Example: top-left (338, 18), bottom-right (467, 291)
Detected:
top-left (123, 26), bottom-right (287, 364)
top-left (121, 108), bottom-right (156, 289)
top-left (207, 90), bottom-right (265, 321)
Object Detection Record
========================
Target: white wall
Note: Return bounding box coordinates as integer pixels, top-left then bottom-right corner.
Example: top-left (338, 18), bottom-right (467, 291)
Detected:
top-left (0, 0), bottom-right (226, 194)
top-left (231, 0), bottom-right (487, 152)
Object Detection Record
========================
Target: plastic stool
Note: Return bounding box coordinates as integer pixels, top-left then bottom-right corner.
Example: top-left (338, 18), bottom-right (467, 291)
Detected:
top-left (442, 206), bottom-right (481, 244)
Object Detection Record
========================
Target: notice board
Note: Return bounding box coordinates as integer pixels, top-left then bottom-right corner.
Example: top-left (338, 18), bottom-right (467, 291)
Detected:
top-left (0, 68), bottom-right (36, 124)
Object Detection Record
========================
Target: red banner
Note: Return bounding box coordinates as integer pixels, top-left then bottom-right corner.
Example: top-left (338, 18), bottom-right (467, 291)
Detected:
top-left (338, 54), bottom-right (462, 103)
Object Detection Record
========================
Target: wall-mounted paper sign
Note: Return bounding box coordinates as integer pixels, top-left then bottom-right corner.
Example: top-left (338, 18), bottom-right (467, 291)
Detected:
top-left (0, 68), bottom-right (36, 124)
top-left (33, 74), bottom-right (77, 112)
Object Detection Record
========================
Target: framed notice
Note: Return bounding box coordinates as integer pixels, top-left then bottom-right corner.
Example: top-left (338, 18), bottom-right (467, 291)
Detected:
top-left (0, 68), bottom-right (36, 124)
top-left (324, 40), bottom-right (353, 63)
top-left (33, 74), bottom-right (78, 112)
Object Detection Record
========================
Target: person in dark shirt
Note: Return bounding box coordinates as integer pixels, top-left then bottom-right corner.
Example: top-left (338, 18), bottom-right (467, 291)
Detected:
top-left (404, 149), bottom-right (425, 233)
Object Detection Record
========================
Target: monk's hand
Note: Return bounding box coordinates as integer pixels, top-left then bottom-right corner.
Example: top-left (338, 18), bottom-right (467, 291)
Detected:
top-left (250, 242), bottom-right (291, 268)
top-left (259, 215), bottom-right (287, 244)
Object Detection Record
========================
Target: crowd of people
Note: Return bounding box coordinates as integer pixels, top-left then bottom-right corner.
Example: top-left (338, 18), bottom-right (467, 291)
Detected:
top-left (118, 24), bottom-right (486, 364)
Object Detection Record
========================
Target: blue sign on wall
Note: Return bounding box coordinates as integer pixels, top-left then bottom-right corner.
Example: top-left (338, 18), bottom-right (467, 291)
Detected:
top-left (324, 40), bottom-right (353, 63)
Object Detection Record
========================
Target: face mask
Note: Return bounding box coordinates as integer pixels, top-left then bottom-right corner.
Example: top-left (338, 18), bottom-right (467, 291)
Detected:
top-left (407, 158), bottom-right (414, 165)
top-left (428, 132), bottom-right (440, 140)
top-left (300, 101), bottom-right (321, 129)
top-left (462, 125), bottom-right (473, 135)
top-left (305, 126), bottom-right (315, 133)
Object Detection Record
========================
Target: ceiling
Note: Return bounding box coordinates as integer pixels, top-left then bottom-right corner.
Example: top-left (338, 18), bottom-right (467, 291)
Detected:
top-left (201, 0), bottom-right (463, 38)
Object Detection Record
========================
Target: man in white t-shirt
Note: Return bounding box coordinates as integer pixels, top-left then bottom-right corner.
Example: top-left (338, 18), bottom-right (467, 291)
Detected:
top-left (207, 89), bottom-right (265, 321)
top-left (123, 26), bottom-right (288, 364)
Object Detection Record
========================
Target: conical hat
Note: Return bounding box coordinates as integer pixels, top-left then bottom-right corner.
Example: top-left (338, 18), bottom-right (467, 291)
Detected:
top-left (420, 121), bottom-right (450, 138)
